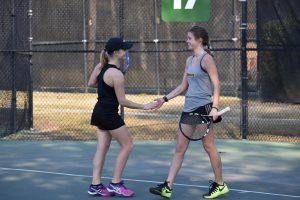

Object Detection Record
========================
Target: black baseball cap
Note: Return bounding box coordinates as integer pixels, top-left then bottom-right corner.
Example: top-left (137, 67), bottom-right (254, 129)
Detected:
top-left (105, 37), bottom-right (133, 54)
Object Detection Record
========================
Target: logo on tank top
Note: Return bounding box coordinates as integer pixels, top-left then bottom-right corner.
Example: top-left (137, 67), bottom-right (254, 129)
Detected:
top-left (187, 72), bottom-right (195, 77)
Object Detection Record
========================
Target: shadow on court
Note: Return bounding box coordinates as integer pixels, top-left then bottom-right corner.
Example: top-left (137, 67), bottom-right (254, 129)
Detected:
top-left (0, 140), bottom-right (299, 200)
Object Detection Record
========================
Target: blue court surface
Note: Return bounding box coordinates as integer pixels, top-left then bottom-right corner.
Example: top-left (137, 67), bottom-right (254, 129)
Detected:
top-left (1, 140), bottom-right (299, 200)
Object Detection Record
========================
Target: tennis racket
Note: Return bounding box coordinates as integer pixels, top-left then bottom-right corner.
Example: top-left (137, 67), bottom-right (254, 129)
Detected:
top-left (122, 51), bottom-right (131, 75)
top-left (179, 107), bottom-right (230, 141)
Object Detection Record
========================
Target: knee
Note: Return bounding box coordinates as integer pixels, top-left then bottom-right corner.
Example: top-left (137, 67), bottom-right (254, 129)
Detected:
top-left (97, 142), bottom-right (111, 152)
top-left (128, 142), bottom-right (134, 152)
top-left (122, 142), bottom-right (134, 153)
top-left (203, 142), bottom-right (216, 153)
top-left (175, 143), bottom-right (188, 155)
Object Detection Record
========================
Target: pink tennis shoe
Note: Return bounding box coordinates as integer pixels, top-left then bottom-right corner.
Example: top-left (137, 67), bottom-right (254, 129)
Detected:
top-left (107, 180), bottom-right (135, 197)
top-left (88, 183), bottom-right (114, 196)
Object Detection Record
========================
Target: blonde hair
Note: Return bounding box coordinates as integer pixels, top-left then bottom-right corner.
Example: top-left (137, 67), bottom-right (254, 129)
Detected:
top-left (100, 50), bottom-right (109, 68)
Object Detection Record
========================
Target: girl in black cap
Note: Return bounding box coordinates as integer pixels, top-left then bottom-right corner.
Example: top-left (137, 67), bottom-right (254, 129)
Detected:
top-left (87, 37), bottom-right (157, 197)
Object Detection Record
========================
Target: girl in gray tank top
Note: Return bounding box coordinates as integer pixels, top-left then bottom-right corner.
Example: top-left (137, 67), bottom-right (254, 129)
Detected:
top-left (183, 52), bottom-right (212, 112)
top-left (149, 26), bottom-right (229, 199)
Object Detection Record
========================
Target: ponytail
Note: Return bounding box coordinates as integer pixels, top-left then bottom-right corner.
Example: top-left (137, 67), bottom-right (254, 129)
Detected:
top-left (204, 44), bottom-right (213, 57)
top-left (100, 49), bottom-right (109, 68)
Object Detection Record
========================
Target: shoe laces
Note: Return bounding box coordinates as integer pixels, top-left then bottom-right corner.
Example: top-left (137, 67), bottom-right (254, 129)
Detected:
top-left (157, 183), bottom-right (165, 187)
top-left (157, 181), bottom-right (171, 191)
top-left (91, 183), bottom-right (105, 191)
top-left (208, 180), bottom-right (219, 194)
top-left (114, 181), bottom-right (127, 189)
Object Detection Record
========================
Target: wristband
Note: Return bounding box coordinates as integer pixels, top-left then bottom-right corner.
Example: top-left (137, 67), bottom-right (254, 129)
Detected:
top-left (163, 96), bottom-right (169, 102)
top-left (212, 107), bottom-right (219, 111)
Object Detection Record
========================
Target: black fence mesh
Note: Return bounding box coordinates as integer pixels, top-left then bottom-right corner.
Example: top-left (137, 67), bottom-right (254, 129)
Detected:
top-left (257, 0), bottom-right (300, 103)
top-left (0, 0), bottom-right (31, 137)
top-left (1, 0), bottom-right (299, 142)
top-left (249, 0), bottom-right (300, 140)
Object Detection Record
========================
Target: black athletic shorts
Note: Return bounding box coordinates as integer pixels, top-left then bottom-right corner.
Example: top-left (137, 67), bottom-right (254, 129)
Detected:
top-left (180, 103), bottom-right (221, 123)
top-left (91, 103), bottom-right (125, 130)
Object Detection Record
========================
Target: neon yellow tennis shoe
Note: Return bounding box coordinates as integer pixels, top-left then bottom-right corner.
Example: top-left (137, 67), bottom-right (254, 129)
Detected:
top-left (203, 181), bottom-right (229, 199)
top-left (149, 181), bottom-right (172, 198)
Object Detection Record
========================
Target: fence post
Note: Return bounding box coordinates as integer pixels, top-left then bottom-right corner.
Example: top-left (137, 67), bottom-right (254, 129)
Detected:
top-left (119, 0), bottom-right (125, 119)
top-left (10, 0), bottom-right (16, 134)
top-left (28, 0), bottom-right (33, 129)
top-left (154, 0), bottom-right (160, 96)
top-left (82, 0), bottom-right (88, 93)
top-left (240, 0), bottom-right (248, 139)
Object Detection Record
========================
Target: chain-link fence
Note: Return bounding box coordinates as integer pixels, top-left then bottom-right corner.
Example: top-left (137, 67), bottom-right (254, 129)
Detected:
top-left (0, 0), bottom-right (31, 137)
top-left (1, 0), bottom-right (299, 142)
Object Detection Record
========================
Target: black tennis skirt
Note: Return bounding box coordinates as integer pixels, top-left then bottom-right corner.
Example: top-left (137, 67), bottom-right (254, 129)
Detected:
top-left (91, 103), bottom-right (125, 130)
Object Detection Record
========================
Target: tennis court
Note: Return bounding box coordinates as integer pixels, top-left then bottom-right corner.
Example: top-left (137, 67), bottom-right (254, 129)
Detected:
top-left (1, 140), bottom-right (299, 200)
top-left (1, 1), bottom-right (300, 200)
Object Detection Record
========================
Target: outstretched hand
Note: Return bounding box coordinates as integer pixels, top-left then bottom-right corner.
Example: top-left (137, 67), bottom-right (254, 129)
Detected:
top-left (153, 98), bottom-right (165, 110)
top-left (143, 101), bottom-right (159, 110)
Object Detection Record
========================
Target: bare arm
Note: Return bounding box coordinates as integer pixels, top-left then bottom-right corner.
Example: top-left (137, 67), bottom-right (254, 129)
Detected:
top-left (88, 63), bottom-right (102, 87)
top-left (112, 69), bottom-right (156, 110)
top-left (165, 73), bottom-right (188, 100)
top-left (165, 57), bottom-right (191, 100)
top-left (154, 57), bottom-right (190, 109)
top-left (203, 55), bottom-right (220, 119)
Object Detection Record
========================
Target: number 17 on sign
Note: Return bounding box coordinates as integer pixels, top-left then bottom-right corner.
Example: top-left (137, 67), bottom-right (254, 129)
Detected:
top-left (162, 0), bottom-right (211, 22)
top-left (174, 0), bottom-right (196, 9)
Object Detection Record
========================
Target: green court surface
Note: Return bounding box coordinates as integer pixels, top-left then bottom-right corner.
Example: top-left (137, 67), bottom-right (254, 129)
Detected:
top-left (0, 140), bottom-right (299, 200)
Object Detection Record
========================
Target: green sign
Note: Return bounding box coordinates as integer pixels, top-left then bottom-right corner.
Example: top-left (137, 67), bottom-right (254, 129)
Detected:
top-left (162, 0), bottom-right (211, 22)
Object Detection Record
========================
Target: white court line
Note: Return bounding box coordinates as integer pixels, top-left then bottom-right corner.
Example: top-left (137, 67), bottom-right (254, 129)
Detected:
top-left (1, 167), bottom-right (299, 198)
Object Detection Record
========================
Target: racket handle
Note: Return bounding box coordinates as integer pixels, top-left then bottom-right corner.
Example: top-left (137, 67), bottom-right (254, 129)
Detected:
top-left (217, 107), bottom-right (230, 116)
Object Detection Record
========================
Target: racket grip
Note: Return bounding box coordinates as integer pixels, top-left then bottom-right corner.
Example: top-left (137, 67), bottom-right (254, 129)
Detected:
top-left (213, 116), bottom-right (222, 123)
top-left (218, 107), bottom-right (230, 116)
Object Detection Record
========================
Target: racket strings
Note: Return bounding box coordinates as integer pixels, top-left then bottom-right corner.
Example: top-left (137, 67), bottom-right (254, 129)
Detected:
top-left (180, 114), bottom-right (212, 140)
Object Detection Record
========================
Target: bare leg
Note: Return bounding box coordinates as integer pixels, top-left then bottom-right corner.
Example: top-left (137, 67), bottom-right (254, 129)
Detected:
top-left (109, 125), bottom-right (133, 183)
top-left (202, 128), bottom-right (223, 184)
top-left (92, 128), bottom-right (112, 185)
top-left (166, 129), bottom-right (191, 188)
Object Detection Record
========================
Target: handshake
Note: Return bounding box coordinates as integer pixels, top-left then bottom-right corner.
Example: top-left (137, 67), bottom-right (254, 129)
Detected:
top-left (143, 97), bottom-right (167, 110)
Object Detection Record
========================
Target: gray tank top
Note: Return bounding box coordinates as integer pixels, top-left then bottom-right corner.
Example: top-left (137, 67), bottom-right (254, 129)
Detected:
top-left (183, 53), bottom-right (213, 112)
